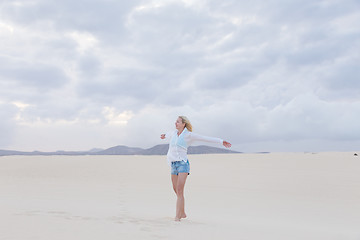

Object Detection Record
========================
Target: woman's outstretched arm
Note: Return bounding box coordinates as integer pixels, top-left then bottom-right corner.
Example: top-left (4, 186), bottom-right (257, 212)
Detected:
top-left (189, 132), bottom-right (231, 148)
top-left (161, 131), bottom-right (174, 139)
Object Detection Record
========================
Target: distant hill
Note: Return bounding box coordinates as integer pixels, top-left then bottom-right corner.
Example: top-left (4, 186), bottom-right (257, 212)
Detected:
top-left (0, 149), bottom-right (89, 156)
top-left (93, 145), bottom-right (144, 155)
top-left (139, 144), bottom-right (170, 155)
top-left (188, 145), bottom-right (239, 154)
top-left (0, 144), bottom-right (240, 156)
top-left (88, 148), bottom-right (104, 153)
top-left (0, 150), bottom-right (26, 156)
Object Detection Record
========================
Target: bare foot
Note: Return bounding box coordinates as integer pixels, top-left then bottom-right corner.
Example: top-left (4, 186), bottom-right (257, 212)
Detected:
top-left (175, 213), bottom-right (187, 221)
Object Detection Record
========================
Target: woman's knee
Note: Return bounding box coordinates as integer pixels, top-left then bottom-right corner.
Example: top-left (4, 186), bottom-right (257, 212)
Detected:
top-left (176, 188), bottom-right (184, 196)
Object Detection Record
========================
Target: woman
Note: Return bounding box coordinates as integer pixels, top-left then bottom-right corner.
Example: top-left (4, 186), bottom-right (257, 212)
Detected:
top-left (161, 116), bottom-right (231, 221)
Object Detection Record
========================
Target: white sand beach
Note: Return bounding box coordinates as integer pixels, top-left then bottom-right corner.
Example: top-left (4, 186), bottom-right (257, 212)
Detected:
top-left (1, 152), bottom-right (360, 240)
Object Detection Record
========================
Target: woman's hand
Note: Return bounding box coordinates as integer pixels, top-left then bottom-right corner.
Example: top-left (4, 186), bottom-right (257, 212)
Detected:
top-left (160, 134), bottom-right (166, 139)
top-left (223, 140), bottom-right (231, 148)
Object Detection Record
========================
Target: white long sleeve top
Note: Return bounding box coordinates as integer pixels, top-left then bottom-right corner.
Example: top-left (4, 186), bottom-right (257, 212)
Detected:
top-left (164, 128), bottom-right (223, 165)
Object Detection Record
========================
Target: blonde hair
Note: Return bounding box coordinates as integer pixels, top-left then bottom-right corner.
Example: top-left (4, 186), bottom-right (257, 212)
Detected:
top-left (179, 116), bottom-right (193, 132)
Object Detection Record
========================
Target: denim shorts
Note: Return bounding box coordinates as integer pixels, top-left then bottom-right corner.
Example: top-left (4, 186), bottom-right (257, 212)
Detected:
top-left (171, 160), bottom-right (190, 175)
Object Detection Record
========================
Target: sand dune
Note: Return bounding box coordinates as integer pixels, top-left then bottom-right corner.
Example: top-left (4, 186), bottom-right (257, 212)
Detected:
top-left (1, 153), bottom-right (359, 240)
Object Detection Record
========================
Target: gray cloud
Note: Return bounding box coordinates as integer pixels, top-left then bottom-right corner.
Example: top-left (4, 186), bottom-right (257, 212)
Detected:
top-left (0, 0), bottom-right (359, 151)
top-left (0, 103), bottom-right (17, 147)
top-left (1, 0), bottom-right (139, 37)
top-left (0, 62), bottom-right (69, 90)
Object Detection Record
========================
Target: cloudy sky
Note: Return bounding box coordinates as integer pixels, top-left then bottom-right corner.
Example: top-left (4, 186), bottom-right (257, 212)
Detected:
top-left (0, 0), bottom-right (359, 152)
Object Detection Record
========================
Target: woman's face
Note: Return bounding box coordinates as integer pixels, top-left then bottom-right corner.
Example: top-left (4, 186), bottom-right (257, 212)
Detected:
top-left (175, 117), bottom-right (185, 131)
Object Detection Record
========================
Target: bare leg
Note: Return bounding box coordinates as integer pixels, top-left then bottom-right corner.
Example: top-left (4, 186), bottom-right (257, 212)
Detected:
top-left (171, 174), bottom-right (178, 195)
top-left (175, 172), bottom-right (188, 221)
top-left (171, 174), bottom-right (181, 221)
